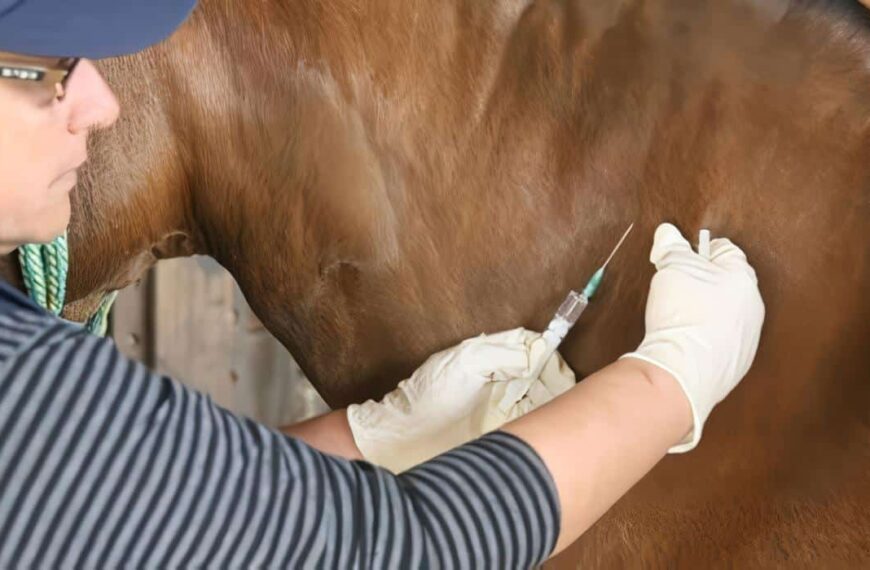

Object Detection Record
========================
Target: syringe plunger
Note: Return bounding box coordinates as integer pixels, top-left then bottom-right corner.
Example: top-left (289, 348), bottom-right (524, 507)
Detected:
top-left (498, 291), bottom-right (588, 413)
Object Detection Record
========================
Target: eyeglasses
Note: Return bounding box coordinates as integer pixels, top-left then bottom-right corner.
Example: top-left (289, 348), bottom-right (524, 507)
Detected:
top-left (0, 53), bottom-right (80, 101)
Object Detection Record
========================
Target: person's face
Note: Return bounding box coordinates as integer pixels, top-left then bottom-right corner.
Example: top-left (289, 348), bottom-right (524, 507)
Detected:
top-left (0, 52), bottom-right (120, 255)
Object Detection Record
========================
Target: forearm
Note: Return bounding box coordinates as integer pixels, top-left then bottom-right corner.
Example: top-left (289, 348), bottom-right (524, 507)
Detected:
top-left (280, 409), bottom-right (363, 460)
top-left (504, 357), bottom-right (692, 555)
top-left (1, 308), bottom-right (562, 568)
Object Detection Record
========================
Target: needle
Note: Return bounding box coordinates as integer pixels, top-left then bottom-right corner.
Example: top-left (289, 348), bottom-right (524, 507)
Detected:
top-left (600, 222), bottom-right (635, 272)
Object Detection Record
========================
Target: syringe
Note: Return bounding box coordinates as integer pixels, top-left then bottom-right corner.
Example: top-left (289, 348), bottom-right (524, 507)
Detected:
top-left (497, 223), bottom-right (635, 413)
top-left (529, 223), bottom-right (635, 381)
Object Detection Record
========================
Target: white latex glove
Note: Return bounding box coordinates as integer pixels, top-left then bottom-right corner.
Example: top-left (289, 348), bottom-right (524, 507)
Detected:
top-left (621, 223), bottom-right (765, 453)
top-left (347, 328), bottom-right (575, 473)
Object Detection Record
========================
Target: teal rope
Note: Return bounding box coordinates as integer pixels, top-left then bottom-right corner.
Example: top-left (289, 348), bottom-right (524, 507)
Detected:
top-left (85, 290), bottom-right (118, 337)
top-left (19, 234), bottom-right (68, 316)
top-left (18, 233), bottom-right (116, 336)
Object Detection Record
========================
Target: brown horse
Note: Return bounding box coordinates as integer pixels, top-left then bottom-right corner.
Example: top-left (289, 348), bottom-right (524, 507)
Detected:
top-left (2, 0), bottom-right (868, 565)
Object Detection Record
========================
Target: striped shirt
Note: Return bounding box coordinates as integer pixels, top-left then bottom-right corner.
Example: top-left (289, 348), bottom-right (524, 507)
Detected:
top-left (0, 279), bottom-right (560, 569)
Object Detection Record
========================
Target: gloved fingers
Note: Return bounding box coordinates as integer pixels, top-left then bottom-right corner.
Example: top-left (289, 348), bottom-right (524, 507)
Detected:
top-left (377, 379), bottom-right (415, 413)
top-left (508, 395), bottom-right (536, 420)
top-left (461, 328), bottom-right (542, 380)
top-left (457, 341), bottom-right (530, 381)
top-left (529, 337), bottom-right (576, 389)
top-left (497, 384), bottom-right (538, 423)
top-left (650, 223), bottom-right (696, 267)
top-left (538, 351), bottom-right (576, 394)
top-left (496, 344), bottom-right (575, 413)
top-left (497, 377), bottom-right (535, 415)
top-left (708, 237), bottom-right (759, 284)
top-left (524, 380), bottom-right (551, 408)
top-left (708, 237), bottom-right (746, 264)
top-left (522, 356), bottom-right (574, 408)
top-left (525, 378), bottom-right (562, 408)
top-left (465, 327), bottom-right (537, 348)
top-left (527, 337), bottom-right (550, 375)
top-left (651, 224), bottom-right (739, 281)
top-left (506, 369), bottom-right (572, 419)
top-left (495, 376), bottom-right (534, 414)
top-left (347, 396), bottom-right (407, 433)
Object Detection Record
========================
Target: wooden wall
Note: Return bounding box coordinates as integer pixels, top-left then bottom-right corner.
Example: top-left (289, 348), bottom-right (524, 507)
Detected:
top-left (112, 256), bottom-right (328, 427)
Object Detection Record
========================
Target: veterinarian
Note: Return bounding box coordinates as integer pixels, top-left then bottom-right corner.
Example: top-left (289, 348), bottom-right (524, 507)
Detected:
top-left (0, 0), bottom-right (765, 567)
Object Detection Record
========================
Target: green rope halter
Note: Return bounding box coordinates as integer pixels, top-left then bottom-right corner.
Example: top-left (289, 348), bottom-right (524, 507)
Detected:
top-left (18, 233), bottom-right (117, 336)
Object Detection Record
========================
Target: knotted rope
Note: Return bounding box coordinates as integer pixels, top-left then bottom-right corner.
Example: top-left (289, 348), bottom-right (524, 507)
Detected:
top-left (18, 233), bottom-right (116, 336)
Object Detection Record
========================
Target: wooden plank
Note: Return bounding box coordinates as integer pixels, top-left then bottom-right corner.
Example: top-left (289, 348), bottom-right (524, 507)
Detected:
top-left (112, 271), bottom-right (154, 367)
top-left (112, 257), bottom-right (328, 426)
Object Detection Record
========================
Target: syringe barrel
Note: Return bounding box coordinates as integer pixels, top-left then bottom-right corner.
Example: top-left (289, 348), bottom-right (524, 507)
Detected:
top-left (555, 290), bottom-right (589, 326)
top-left (527, 291), bottom-right (589, 382)
top-left (541, 290), bottom-right (588, 348)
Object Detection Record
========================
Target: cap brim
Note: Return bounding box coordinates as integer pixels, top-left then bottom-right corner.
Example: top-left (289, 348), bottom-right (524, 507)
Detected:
top-left (0, 0), bottom-right (197, 59)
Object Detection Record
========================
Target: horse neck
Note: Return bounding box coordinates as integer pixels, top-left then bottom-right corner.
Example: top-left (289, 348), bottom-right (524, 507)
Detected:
top-left (57, 54), bottom-right (203, 316)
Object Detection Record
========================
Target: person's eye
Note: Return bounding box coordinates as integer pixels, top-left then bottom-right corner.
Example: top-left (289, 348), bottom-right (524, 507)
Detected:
top-left (4, 78), bottom-right (55, 105)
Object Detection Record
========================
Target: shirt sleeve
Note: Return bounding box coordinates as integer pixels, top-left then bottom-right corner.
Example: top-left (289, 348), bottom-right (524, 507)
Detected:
top-left (0, 309), bottom-right (560, 569)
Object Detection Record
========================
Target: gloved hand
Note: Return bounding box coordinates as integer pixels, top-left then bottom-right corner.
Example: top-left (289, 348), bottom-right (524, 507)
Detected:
top-left (347, 328), bottom-right (575, 472)
top-left (622, 223), bottom-right (765, 453)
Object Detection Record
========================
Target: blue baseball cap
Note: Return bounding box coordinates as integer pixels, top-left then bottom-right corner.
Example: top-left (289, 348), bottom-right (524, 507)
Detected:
top-left (0, 0), bottom-right (197, 58)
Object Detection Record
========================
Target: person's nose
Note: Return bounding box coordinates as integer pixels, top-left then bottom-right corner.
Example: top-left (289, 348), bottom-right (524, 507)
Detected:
top-left (64, 59), bottom-right (121, 135)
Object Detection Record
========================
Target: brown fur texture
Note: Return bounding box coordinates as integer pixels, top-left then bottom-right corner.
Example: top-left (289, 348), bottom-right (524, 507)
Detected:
top-left (2, 0), bottom-right (868, 565)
